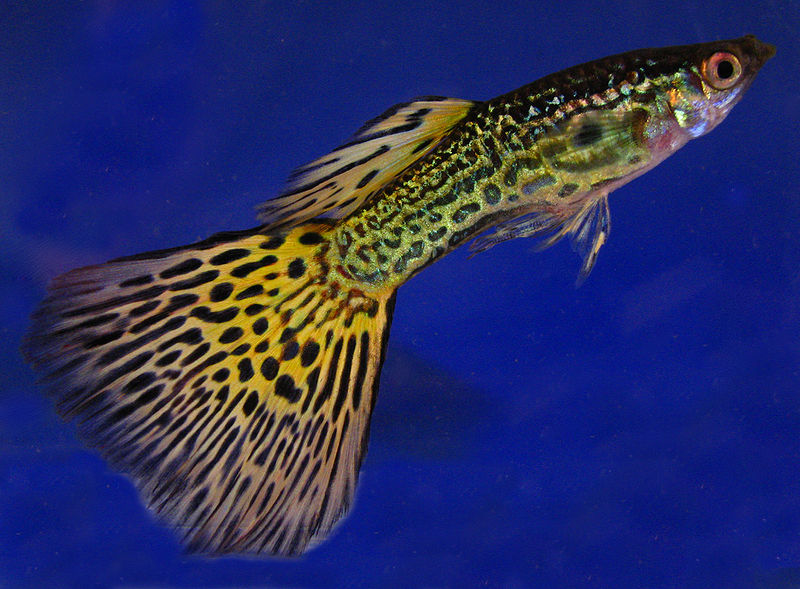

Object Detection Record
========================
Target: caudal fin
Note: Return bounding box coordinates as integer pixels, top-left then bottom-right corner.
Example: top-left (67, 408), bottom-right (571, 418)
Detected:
top-left (23, 223), bottom-right (397, 556)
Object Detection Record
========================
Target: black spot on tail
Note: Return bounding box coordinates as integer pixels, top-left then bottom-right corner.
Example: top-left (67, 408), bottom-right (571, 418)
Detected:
top-left (275, 375), bottom-right (302, 403)
top-left (160, 258), bottom-right (203, 279)
top-left (210, 249), bottom-right (251, 266)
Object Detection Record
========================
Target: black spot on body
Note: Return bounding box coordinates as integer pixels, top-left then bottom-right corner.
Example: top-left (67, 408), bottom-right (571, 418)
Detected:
top-left (427, 227), bottom-right (446, 242)
top-left (483, 184), bottom-right (501, 205)
top-left (458, 176), bottom-right (476, 194)
top-left (452, 203), bottom-right (481, 224)
top-left (504, 168), bottom-right (517, 187)
top-left (338, 196), bottom-right (357, 209)
top-left (168, 293), bottom-right (199, 310)
top-left (558, 183), bottom-right (579, 198)
top-left (522, 174), bottom-right (556, 195)
top-left (408, 240), bottom-right (424, 258)
top-left (591, 176), bottom-right (623, 191)
top-left (430, 191), bottom-right (458, 209)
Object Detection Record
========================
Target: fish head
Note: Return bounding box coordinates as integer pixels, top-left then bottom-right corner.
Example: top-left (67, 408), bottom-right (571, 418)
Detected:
top-left (662, 35), bottom-right (775, 138)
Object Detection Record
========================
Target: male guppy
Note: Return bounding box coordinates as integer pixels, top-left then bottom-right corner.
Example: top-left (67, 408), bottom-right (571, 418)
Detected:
top-left (24, 36), bottom-right (773, 556)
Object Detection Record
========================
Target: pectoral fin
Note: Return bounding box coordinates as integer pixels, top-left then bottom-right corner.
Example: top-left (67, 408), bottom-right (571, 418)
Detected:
top-left (470, 193), bottom-right (611, 284)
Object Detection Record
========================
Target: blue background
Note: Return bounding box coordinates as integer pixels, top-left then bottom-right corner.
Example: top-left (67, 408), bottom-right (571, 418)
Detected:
top-left (2, 2), bottom-right (799, 587)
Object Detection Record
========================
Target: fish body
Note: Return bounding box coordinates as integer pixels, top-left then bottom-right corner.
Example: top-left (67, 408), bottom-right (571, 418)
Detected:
top-left (23, 36), bottom-right (773, 556)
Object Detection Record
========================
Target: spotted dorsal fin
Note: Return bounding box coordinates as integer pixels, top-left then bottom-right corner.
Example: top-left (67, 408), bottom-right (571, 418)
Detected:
top-left (258, 96), bottom-right (476, 229)
top-left (470, 193), bottom-right (611, 285)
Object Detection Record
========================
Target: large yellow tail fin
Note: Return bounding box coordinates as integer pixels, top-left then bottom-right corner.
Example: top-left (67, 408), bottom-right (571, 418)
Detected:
top-left (23, 223), bottom-right (396, 556)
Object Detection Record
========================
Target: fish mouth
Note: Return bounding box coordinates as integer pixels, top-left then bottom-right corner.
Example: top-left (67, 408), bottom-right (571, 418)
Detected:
top-left (739, 35), bottom-right (776, 71)
top-left (750, 35), bottom-right (777, 63)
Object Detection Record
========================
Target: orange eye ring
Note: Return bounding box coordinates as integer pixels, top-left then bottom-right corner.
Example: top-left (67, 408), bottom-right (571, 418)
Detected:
top-left (702, 51), bottom-right (743, 90)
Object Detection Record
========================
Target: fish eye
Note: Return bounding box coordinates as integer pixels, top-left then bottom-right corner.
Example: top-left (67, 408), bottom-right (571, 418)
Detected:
top-left (702, 52), bottom-right (743, 90)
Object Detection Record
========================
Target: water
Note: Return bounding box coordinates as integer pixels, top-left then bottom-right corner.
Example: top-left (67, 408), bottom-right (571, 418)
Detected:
top-left (2, 3), bottom-right (799, 587)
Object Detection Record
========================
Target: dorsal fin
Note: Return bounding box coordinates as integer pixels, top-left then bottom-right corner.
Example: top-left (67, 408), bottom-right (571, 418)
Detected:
top-left (470, 193), bottom-right (611, 285)
top-left (257, 96), bottom-right (476, 229)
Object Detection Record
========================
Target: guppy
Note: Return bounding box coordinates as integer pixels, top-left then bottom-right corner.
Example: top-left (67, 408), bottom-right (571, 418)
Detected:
top-left (24, 35), bottom-right (773, 556)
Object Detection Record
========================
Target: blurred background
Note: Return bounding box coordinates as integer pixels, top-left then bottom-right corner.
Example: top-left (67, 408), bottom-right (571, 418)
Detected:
top-left (1, 2), bottom-right (799, 587)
